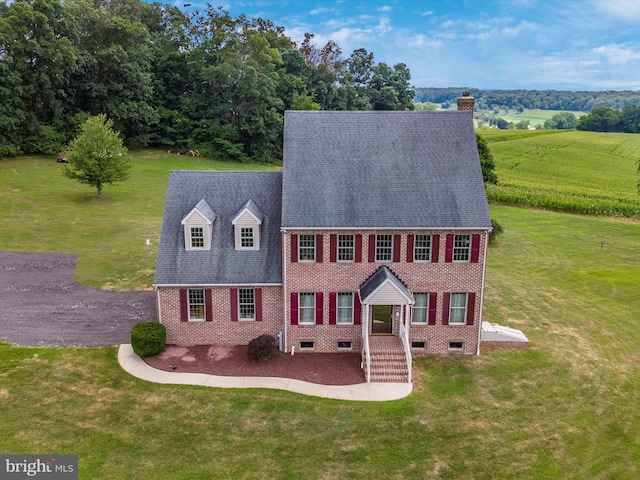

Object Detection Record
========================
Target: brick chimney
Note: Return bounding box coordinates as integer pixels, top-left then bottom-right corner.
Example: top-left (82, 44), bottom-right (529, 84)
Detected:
top-left (457, 91), bottom-right (475, 113)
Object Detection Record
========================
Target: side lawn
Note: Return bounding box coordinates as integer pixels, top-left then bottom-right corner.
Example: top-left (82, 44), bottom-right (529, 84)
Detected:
top-left (1, 205), bottom-right (638, 479)
top-left (0, 151), bottom-right (276, 289)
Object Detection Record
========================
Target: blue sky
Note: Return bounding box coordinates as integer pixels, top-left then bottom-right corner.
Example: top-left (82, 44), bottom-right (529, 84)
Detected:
top-left (177, 0), bottom-right (640, 91)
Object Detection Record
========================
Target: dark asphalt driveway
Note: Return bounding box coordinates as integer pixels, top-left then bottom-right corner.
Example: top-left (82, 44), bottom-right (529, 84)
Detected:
top-left (0, 251), bottom-right (157, 346)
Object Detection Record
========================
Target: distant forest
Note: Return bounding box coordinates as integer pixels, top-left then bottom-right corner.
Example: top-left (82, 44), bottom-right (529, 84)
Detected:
top-left (414, 88), bottom-right (640, 112)
top-left (0, 0), bottom-right (414, 161)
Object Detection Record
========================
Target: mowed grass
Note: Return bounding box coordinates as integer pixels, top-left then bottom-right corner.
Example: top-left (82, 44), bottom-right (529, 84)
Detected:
top-left (482, 129), bottom-right (640, 218)
top-left (490, 108), bottom-right (587, 126)
top-left (1, 205), bottom-right (639, 479)
top-left (0, 150), bottom-right (277, 289)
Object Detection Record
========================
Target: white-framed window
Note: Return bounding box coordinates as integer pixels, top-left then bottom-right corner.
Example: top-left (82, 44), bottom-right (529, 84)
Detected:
top-left (338, 234), bottom-right (354, 261)
top-left (414, 234), bottom-right (431, 261)
top-left (453, 234), bottom-right (471, 262)
top-left (449, 293), bottom-right (468, 324)
top-left (182, 201), bottom-right (215, 251)
top-left (376, 234), bottom-right (393, 261)
top-left (449, 341), bottom-right (464, 351)
top-left (188, 288), bottom-right (205, 321)
top-left (337, 341), bottom-right (352, 350)
top-left (337, 292), bottom-right (354, 324)
top-left (190, 227), bottom-right (204, 248)
top-left (300, 341), bottom-right (314, 350)
top-left (299, 234), bottom-right (315, 261)
top-left (299, 292), bottom-right (315, 324)
top-left (232, 205), bottom-right (262, 251)
top-left (238, 288), bottom-right (255, 320)
top-left (412, 293), bottom-right (429, 323)
top-left (240, 228), bottom-right (254, 248)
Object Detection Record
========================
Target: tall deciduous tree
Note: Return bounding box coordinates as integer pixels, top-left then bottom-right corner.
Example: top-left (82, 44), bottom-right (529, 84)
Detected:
top-left (62, 115), bottom-right (133, 198)
top-left (369, 62), bottom-right (414, 110)
top-left (576, 107), bottom-right (622, 132)
top-left (0, 0), bottom-right (78, 153)
top-left (66, 0), bottom-right (157, 147)
top-left (544, 112), bottom-right (577, 130)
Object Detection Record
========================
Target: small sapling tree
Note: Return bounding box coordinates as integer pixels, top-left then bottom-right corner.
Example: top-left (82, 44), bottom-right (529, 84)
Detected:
top-left (62, 115), bottom-right (133, 199)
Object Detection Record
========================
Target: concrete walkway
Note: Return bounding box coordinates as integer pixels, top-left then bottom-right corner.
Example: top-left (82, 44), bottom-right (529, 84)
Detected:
top-left (118, 344), bottom-right (413, 402)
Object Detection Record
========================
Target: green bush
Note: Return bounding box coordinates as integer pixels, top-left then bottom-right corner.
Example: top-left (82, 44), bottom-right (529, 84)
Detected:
top-left (489, 218), bottom-right (504, 244)
top-left (131, 322), bottom-right (166, 357)
top-left (17, 124), bottom-right (65, 155)
top-left (0, 141), bottom-right (22, 158)
top-left (247, 334), bottom-right (276, 363)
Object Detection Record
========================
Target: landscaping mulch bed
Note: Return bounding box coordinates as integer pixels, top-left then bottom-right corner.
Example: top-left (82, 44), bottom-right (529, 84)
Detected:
top-left (144, 344), bottom-right (366, 386)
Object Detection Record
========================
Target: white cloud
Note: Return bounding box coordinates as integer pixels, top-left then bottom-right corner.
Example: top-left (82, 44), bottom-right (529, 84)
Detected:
top-left (421, 11), bottom-right (434, 16)
top-left (309, 7), bottom-right (334, 15)
top-left (592, 44), bottom-right (640, 64)
top-left (406, 34), bottom-right (442, 49)
top-left (502, 20), bottom-right (537, 37)
top-left (589, 0), bottom-right (640, 22)
top-left (324, 18), bottom-right (357, 29)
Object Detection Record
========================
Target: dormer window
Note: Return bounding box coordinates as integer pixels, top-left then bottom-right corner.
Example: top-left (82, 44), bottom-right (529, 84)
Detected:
top-left (241, 227), bottom-right (254, 248)
top-left (232, 199), bottom-right (264, 251)
top-left (190, 227), bottom-right (205, 248)
top-left (181, 199), bottom-right (216, 251)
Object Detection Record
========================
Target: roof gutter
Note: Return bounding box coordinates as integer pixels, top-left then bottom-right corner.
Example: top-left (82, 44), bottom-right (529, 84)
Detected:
top-left (281, 227), bottom-right (493, 232)
top-left (153, 283), bottom-right (283, 288)
top-left (476, 230), bottom-right (490, 356)
top-left (282, 232), bottom-right (289, 353)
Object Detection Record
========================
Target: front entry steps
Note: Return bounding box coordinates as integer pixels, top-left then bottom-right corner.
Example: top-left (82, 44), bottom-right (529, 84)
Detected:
top-left (368, 336), bottom-right (409, 383)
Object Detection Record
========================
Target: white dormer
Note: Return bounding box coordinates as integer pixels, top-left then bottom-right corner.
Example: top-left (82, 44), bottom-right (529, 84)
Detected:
top-left (232, 199), bottom-right (265, 251)
top-left (181, 199), bottom-right (216, 251)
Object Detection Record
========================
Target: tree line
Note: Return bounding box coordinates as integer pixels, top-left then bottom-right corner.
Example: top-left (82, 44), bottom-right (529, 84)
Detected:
top-left (0, 0), bottom-right (414, 162)
top-left (415, 88), bottom-right (640, 112)
top-left (576, 106), bottom-right (640, 133)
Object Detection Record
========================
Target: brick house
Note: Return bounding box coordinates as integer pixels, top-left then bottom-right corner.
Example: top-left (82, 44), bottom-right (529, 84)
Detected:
top-left (154, 96), bottom-right (492, 382)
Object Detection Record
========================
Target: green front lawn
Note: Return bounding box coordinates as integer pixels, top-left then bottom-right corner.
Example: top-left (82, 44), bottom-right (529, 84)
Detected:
top-left (1, 205), bottom-right (638, 479)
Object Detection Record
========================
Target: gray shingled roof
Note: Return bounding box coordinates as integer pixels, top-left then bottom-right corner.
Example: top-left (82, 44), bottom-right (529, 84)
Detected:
top-left (282, 110), bottom-right (492, 229)
top-left (234, 199), bottom-right (265, 224)
top-left (154, 171), bottom-right (282, 286)
top-left (192, 199), bottom-right (216, 223)
top-left (359, 266), bottom-right (413, 304)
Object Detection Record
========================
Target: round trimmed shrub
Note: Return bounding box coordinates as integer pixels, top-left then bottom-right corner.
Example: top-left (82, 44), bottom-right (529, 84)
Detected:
top-left (247, 334), bottom-right (276, 363)
top-left (131, 322), bottom-right (166, 357)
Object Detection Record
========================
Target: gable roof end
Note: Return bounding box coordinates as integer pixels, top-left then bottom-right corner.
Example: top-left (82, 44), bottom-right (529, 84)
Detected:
top-left (181, 199), bottom-right (216, 225)
top-left (232, 199), bottom-right (265, 225)
top-left (359, 266), bottom-right (414, 305)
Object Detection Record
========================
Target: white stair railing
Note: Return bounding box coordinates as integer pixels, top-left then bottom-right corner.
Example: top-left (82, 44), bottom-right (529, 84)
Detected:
top-left (362, 303), bottom-right (371, 383)
top-left (398, 314), bottom-right (412, 383)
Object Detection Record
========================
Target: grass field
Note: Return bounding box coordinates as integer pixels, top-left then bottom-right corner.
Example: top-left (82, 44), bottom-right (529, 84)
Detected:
top-left (1, 205), bottom-right (638, 479)
top-left (487, 108), bottom-right (587, 126)
top-left (482, 129), bottom-right (640, 218)
top-left (1, 145), bottom-right (639, 478)
top-left (0, 150), bottom-right (276, 289)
